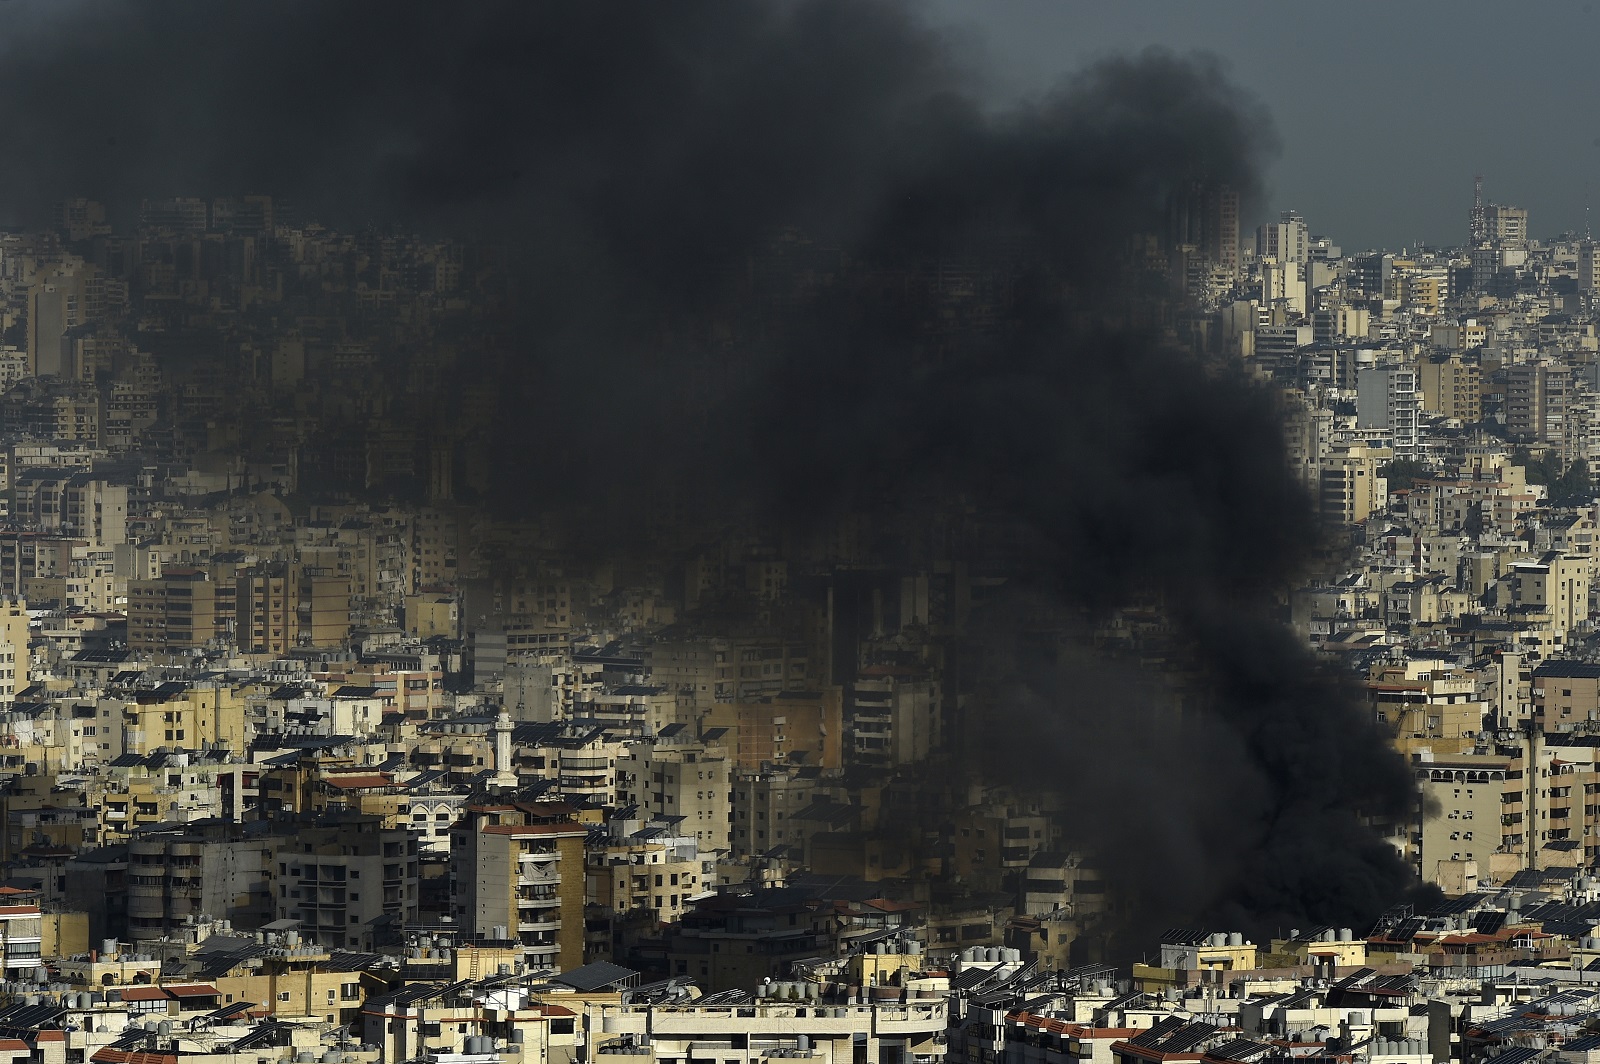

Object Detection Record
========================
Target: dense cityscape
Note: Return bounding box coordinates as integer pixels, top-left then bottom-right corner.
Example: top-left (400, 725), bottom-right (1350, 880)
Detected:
top-left (4, 3), bottom-right (1600, 1064)
top-left (0, 165), bottom-right (1590, 1064)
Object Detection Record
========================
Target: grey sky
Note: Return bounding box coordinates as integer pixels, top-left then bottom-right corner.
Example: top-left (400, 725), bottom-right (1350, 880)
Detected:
top-left (925, 0), bottom-right (1600, 251)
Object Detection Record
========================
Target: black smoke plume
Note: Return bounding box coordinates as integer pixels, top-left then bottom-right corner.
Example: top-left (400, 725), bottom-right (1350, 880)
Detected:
top-left (0, 1), bottom-right (1423, 946)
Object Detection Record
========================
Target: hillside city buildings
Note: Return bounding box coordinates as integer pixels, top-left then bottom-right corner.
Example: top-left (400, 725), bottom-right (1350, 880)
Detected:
top-left (0, 183), bottom-right (1594, 1064)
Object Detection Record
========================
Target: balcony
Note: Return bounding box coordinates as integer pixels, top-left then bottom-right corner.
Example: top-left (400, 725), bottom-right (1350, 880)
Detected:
top-left (518, 850), bottom-right (559, 866)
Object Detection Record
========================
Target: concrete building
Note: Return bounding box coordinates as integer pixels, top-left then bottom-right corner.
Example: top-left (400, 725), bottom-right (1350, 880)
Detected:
top-left (127, 568), bottom-right (218, 654)
top-left (1168, 182), bottom-right (1240, 281)
top-left (1419, 355), bottom-right (1482, 423)
top-left (1580, 240), bottom-right (1600, 292)
top-left (126, 823), bottom-right (272, 942)
top-left (1357, 363), bottom-right (1421, 458)
top-left (451, 804), bottom-right (587, 973)
top-left (848, 669), bottom-right (939, 769)
top-left (0, 598), bottom-right (29, 703)
top-left (1414, 751), bottom-right (1513, 892)
top-left (616, 739), bottom-right (732, 855)
top-left (588, 816), bottom-right (704, 927)
top-left (646, 632), bottom-right (817, 712)
top-left (706, 690), bottom-right (843, 771)
top-left (1319, 445), bottom-right (1392, 525)
top-left (271, 813), bottom-right (419, 951)
top-left (1533, 659), bottom-right (1600, 733)
top-left (0, 902), bottom-right (44, 975)
top-left (1508, 552), bottom-right (1590, 638)
top-left (236, 563), bottom-right (294, 655)
top-left (731, 764), bottom-right (821, 861)
top-left (1486, 203), bottom-right (1529, 246)
top-left (595, 993), bottom-right (947, 1064)
top-left (1257, 210), bottom-right (1310, 265)
top-left (1506, 360), bottom-right (1570, 444)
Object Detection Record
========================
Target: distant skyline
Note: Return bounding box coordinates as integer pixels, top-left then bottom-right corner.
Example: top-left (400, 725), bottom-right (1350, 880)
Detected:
top-left (926, 0), bottom-right (1600, 251)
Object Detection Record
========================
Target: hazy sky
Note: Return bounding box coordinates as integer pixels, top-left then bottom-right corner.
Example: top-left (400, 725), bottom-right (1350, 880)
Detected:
top-left (926, 0), bottom-right (1600, 251)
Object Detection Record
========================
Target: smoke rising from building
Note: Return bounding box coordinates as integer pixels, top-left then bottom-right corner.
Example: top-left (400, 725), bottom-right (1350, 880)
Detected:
top-left (0, 1), bottom-right (1422, 945)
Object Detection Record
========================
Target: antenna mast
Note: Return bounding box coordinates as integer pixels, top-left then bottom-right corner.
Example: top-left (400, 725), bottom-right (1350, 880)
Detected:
top-left (1470, 174), bottom-right (1487, 244)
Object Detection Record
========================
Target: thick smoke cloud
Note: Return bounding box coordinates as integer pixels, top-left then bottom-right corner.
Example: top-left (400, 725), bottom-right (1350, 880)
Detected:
top-left (0, 1), bottom-right (1424, 946)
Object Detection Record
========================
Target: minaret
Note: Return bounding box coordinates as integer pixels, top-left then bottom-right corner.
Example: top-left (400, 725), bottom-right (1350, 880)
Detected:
top-left (490, 709), bottom-right (516, 791)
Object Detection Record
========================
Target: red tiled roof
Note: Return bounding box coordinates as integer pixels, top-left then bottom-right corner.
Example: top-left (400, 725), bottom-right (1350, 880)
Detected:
top-left (1010, 1012), bottom-right (1136, 1039)
top-left (860, 898), bottom-right (918, 912)
top-left (324, 774), bottom-right (394, 790)
top-left (92, 1051), bottom-right (176, 1064)
top-left (163, 984), bottom-right (218, 998)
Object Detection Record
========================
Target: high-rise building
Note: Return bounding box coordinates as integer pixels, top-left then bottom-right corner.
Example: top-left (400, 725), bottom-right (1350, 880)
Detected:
top-left (1506, 360), bottom-right (1570, 444)
top-left (138, 197), bottom-right (208, 235)
top-left (271, 813), bottom-right (419, 951)
top-left (1579, 241), bottom-right (1600, 292)
top-left (1281, 391), bottom-right (1333, 490)
top-left (128, 567), bottom-right (218, 654)
top-left (1260, 258), bottom-right (1305, 315)
top-left (127, 822), bottom-right (272, 942)
top-left (1486, 203), bottom-right (1529, 246)
top-left (616, 739), bottom-right (732, 854)
top-left (27, 261), bottom-right (101, 377)
top-left (0, 598), bottom-right (29, 703)
top-left (1348, 252), bottom-right (1394, 295)
top-left (1168, 182), bottom-right (1240, 279)
top-left (1419, 355), bottom-right (1482, 424)
top-left (1356, 363), bottom-right (1421, 457)
top-left (1509, 552), bottom-right (1590, 638)
top-left (1470, 174), bottom-right (1487, 245)
top-left (451, 803), bottom-right (587, 973)
top-left (1256, 210), bottom-right (1310, 265)
top-left (297, 568), bottom-right (352, 647)
top-left (236, 563), bottom-right (294, 655)
top-left (848, 669), bottom-right (940, 768)
top-left (1319, 444), bottom-right (1392, 525)
top-left (51, 199), bottom-right (108, 243)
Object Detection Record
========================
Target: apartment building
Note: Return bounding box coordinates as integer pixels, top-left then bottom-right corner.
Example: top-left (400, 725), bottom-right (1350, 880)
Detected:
top-left (452, 804), bottom-right (587, 973)
top-left (731, 765), bottom-right (821, 861)
top-left (271, 813), bottom-right (420, 951)
top-left (616, 739), bottom-right (732, 855)
top-left (127, 567), bottom-right (218, 653)
top-left (1357, 363), bottom-right (1421, 457)
top-left (127, 823), bottom-right (272, 942)
top-left (848, 669), bottom-right (939, 769)
top-left (1419, 354), bottom-right (1483, 423)
top-left (0, 599), bottom-right (28, 703)
top-left (1533, 659), bottom-right (1600, 732)
top-left (587, 817), bottom-right (704, 927)
top-left (1506, 360), bottom-right (1570, 444)
top-left (1319, 445), bottom-right (1392, 525)
top-left (1506, 551), bottom-right (1590, 638)
top-left (595, 994), bottom-right (947, 1064)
